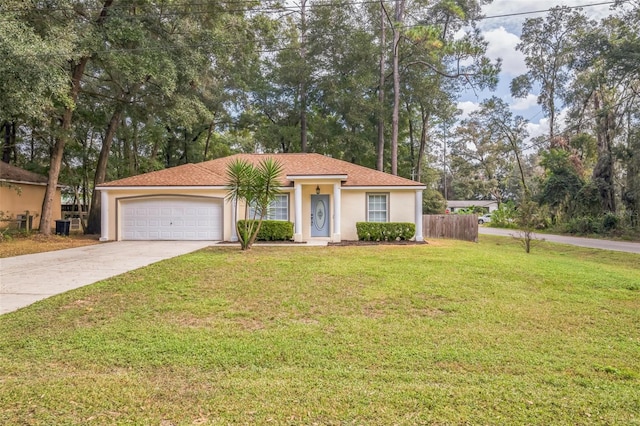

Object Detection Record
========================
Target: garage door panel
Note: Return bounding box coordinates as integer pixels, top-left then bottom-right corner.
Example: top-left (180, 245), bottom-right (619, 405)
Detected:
top-left (121, 197), bottom-right (223, 241)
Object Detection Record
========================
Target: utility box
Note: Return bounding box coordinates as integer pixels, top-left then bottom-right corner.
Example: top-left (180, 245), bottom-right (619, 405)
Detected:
top-left (55, 220), bottom-right (71, 236)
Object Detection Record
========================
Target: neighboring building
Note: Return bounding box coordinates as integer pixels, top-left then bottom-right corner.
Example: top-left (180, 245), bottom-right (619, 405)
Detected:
top-left (0, 162), bottom-right (62, 230)
top-left (446, 200), bottom-right (498, 213)
top-left (97, 153), bottom-right (426, 242)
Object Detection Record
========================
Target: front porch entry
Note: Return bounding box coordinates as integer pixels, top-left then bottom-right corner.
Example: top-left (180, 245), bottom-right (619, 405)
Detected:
top-left (310, 194), bottom-right (330, 237)
top-left (292, 177), bottom-right (344, 243)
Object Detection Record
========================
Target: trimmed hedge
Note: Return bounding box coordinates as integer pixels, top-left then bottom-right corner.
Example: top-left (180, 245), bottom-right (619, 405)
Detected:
top-left (356, 222), bottom-right (416, 241)
top-left (237, 220), bottom-right (294, 241)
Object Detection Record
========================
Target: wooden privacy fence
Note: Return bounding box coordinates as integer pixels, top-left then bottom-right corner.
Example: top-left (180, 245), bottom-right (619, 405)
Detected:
top-left (423, 215), bottom-right (478, 242)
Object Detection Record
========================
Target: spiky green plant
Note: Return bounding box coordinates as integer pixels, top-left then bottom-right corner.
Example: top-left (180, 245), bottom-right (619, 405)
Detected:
top-left (225, 158), bottom-right (283, 250)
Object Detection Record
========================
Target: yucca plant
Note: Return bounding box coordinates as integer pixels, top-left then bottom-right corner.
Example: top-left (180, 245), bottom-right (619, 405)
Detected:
top-left (225, 158), bottom-right (283, 250)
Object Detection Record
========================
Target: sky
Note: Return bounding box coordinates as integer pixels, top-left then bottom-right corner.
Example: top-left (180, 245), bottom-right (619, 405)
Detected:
top-left (457, 0), bottom-right (622, 141)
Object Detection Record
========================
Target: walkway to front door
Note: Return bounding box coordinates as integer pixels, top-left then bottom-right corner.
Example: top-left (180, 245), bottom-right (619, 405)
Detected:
top-left (310, 194), bottom-right (330, 237)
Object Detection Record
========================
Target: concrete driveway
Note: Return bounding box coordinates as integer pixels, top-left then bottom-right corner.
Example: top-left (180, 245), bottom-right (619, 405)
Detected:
top-left (0, 241), bottom-right (214, 315)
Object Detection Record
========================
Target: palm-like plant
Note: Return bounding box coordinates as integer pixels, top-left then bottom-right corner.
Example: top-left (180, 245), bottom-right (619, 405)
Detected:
top-left (225, 158), bottom-right (283, 250)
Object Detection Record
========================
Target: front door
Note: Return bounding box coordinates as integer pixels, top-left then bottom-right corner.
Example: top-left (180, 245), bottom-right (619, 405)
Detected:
top-left (310, 194), bottom-right (330, 237)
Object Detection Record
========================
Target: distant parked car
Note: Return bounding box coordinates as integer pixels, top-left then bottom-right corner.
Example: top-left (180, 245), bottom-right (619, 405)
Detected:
top-left (478, 214), bottom-right (492, 224)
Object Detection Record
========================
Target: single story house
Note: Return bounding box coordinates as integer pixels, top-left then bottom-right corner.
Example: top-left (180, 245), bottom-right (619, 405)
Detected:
top-left (0, 162), bottom-right (62, 229)
top-left (96, 153), bottom-right (426, 243)
top-left (446, 200), bottom-right (498, 213)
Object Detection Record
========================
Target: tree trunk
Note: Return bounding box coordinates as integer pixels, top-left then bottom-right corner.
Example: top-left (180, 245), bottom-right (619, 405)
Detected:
top-left (183, 130), bottom-right (190, 164)
top-left (376, 2), bottom-right (386, 171)
top-left (407, 103), bottom-right (415, 175)
top-left (592, 91), bottom-right (616, 213)
top-left (86, 106), bottom-right (123, 234)
top-left (1, 121), bottom-right (10, 163)
top-left (11, 121), bottom-right (16, 162)
top-left (39, 58), bottom-right (90, 234)
top-left (203, 119), bottom-right (214, 160)
top-left (38, 0), bottom-right (113, 235)
top-left (132, 119), bottom-right (139, 173)
top-left (122, 135), bottom-right (130, 175)
top-left (416, 105), bottom-right (430, 182)
top-left (299, 0), bottom-right (308, 153)
top-left (0, 121), bottom-right (11, 164)
top-left (391, 0), bottom-right (405, 176)
top-left (30, 130), bottom-right (38, 163)
top-left (165, 132), bottom-right (174, 167)
top-left (151, 138), bottom-right (160, 164)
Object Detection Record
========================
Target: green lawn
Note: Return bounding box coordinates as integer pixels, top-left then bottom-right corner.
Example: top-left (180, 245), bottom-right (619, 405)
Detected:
top-left (1, 236), bottom-right (639, 424)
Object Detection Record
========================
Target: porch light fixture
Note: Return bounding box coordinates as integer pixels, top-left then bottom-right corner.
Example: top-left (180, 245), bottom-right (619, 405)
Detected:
top-left (315, 185), bottom-right (320, 195)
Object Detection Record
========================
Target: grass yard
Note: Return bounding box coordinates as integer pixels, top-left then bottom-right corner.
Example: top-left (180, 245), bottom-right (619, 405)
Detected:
top-left (1, 236), bottom-right (639, 424)
top-left (0, 233), bottom-right (99, 258)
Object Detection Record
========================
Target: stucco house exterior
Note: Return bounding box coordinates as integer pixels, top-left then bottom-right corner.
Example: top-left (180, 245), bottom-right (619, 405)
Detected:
top-left (96, 153), bottom-right (426, 243)
top-left (0, 162), bottom-right (62, 230)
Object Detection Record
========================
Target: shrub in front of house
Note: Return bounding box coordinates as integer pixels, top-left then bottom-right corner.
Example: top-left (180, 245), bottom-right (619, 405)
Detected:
top-left (237, 220), bottom-right (293, 241)
top-left (356, 222), bottom-right (416, 241)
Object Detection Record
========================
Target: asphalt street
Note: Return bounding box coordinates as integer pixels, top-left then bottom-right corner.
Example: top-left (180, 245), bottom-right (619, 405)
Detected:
top-left (479, 226), bottom-right (640, 254)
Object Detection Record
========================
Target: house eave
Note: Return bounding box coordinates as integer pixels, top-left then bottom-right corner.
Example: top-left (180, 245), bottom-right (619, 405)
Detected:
top-left (95, 185), bottom-right (294, 191)
top-left (341, 185), bottom-right (426, 190)
top-left (1, 178), bottom-right (64, 188)
top-left (286, 174), bottom-right (348, 181)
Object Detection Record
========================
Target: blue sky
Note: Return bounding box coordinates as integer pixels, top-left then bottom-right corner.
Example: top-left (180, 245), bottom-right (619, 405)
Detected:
top-left (457, 0), bottom-right (621, 140)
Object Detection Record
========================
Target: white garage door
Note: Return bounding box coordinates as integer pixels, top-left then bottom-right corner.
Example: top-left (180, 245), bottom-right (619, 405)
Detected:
top-left (121, 197), bottom-right (223, 241)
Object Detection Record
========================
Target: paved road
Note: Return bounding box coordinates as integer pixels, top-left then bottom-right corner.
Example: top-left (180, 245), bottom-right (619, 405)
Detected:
top-left (0, 241), bottom-right (213, 315)
top-left (479, 226), bottom-right (640, 254)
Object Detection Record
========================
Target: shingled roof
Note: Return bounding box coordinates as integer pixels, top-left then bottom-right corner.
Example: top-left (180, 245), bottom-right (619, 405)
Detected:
top-left (0, 162), bottom-right (49, 185)
top-left (100, 153), bottom-right (424, 188)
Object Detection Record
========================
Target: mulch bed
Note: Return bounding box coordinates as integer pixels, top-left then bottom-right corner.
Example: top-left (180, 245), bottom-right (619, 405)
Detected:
top-left (328, 240), bottom-right (428, 246)
top-left (218, 240), bottom-right (428, 246)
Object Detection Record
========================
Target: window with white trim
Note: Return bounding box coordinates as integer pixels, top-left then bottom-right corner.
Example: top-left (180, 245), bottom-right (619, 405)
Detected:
top-left (367, 193), bottom-right (388, 222)
top-left (249, 194), bottom-right (289, 221)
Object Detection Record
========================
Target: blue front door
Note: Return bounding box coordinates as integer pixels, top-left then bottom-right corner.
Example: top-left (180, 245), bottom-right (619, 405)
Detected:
top-left (310, 194), bottom-right (330, 237)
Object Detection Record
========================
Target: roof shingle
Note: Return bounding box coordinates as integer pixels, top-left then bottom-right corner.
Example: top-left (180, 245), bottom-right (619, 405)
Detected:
top-left (100, 153), bottom-right (423, 188)
top-left (0, 162), bottom-right (49, 184)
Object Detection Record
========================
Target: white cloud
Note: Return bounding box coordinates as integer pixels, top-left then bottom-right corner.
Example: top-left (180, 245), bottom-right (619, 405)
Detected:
top-left (526, 120), bottom-right (546, 142)
top-left (457, 101), bottom-right (480, 119)
top-left (482, 26), bottom-right (526, 76)
top-left (483, 0), bottom-right (555, 17)
top-left (511, 93), bottom-right (538, 111)
top-left (525, 108), bottom-right (569, 143)
top-left (480, 1), bottom-right (618, 34)
top-left (463, 0), bottom-right (619, 145)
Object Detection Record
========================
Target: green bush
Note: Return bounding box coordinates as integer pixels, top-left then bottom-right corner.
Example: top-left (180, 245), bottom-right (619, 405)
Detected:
top-left (561, 214), bottom-right (623, 235)
top-left (491, 201), bottom-right (518, 228)
top-left (563, 216), bottom-right (601, 234)
top-left (356, 222), bottom-right (416, 241)
top-left (601, 213), bottom-right (620, 231)
top-left (237, 220), bottom-right (293, 241)
top-left (422, 189), bottom-right (446, 214)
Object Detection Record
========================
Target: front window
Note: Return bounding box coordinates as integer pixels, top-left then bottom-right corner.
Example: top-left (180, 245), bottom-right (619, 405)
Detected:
top-left (249, 194), bottom-right (289, 221)
top-left (367, 193), bottom-right (388, 222)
